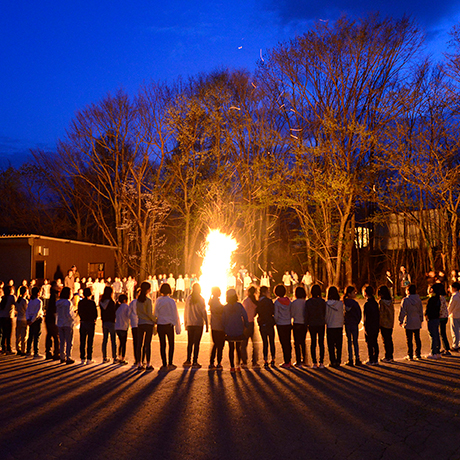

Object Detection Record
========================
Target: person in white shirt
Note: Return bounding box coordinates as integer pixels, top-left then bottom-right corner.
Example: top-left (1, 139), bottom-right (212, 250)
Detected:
top-left (112, 277), bottom-right (123, 301)
top-left (154, 283), bottom-right (181, 370)
top-left (26, 287), bottom-right (44, 358)
top-left (39, 279), bottom-right (51, 310)
top-left (92, 279), bottom-right (101, 305)
top-left (227, 274), bottom-right (236, 290)
top-left (146, 275), bottom-right (155, 301)
top-left (301, 271), bottom-right (313, 297)
top-left (97, 279), bottom-right (106, 305)
top-left (74, 277), bottom-right (81, 295)
top-left (282, 271), bottom-right (292, 296)
top-left (260, 272), bottom-right (270, 288)
top-left (151, 275), bottom-right (159, 300)
top-left (115, 294), bottom-right (131, 365)
top-left (175, 275), bottom-right (185, 302)
top-left (184, 274), bottom-right (191, 298)
top-left (290, 271), bottom-right (299, 290)
top-left (448, 282), bottom-right (460, 351)
top-left (244, 273), bottom-right (252, 291)
top-left (85, 277), bottom-right (93, 293)
top-left (167, 274), bottom-right (176, 294)
top-left (126, 276), bottom-right (136, 303)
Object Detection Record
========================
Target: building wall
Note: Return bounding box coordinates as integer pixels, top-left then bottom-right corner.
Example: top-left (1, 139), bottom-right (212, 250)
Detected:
top-left (30, 237), bottom-right (115, 282)
top-left (0, 239), bottom-right (31, 285)
top-left (0, 236), bottom-right (116, 285)
top-left (376, 209), bottom-right (442, 251)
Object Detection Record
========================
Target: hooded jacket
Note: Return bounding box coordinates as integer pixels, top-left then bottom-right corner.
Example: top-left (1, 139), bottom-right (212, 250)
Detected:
top-left (99, 298), bottom-right (116, 323)
top-left (242, 296), bottom-right (258, 323)
top-left (209, 296), bottom-right (224, 331)
top-left (116, 302), bottom-right (132, 331)
top-left (274, 297), bottom-right (291, 325)
top-left (379, 299), bottom-right (394, 329)
top-left (56, 299), bottom-right (75, 328)
top-left (222, 301), bottom-right (249, 336)
top-left (154, 295), bottom-right (181, 334)
top-left (325, 299), bottom-right (344, 328)
top-left (291, 298), bottom-right (306, 324)
top-left (136, 297), bottom-right (156, 325)
top-left (399, 294), bottom-right (423, 329)
top-left (184, 295), bottom-right (208, 328)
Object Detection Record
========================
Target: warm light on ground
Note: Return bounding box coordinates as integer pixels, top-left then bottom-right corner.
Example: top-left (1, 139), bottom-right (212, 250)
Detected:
top-left (199, 229), bottom-right (238, 304)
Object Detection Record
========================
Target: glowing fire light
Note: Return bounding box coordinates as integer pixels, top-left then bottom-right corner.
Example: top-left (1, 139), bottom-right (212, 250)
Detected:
top-left (199, 229), bottom-right (238, 303)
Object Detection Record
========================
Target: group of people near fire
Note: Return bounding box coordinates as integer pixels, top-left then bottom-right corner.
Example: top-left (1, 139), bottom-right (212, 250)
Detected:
top-left (1, 264), bottom-right (460, 373)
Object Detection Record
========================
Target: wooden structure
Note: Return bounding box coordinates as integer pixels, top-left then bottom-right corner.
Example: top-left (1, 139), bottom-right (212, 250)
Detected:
top-left (0, 234), bottom-right (117, 284)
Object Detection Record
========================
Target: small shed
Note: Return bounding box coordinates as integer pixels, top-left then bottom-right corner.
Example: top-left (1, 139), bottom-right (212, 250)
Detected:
top-left (0, 234), bottom-right (117, 285)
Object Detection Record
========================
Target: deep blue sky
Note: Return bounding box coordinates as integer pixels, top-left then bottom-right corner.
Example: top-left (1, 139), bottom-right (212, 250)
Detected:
top-left (1, 0), bottom-right (460, 167)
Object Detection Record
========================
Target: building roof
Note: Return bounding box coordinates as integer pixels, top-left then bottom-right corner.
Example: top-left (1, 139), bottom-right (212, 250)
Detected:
top-left (0, 234), bottom-right (117, 250)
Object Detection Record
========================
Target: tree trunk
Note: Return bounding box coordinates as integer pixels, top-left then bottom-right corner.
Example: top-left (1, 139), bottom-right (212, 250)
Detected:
top-left (344, 214), bottom-right (355, 286)
top-left (184, 211), bottom-right (191, 274)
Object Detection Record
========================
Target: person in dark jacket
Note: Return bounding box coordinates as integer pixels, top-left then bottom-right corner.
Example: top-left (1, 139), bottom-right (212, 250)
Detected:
top-left (45, 281), bottom-right (60, 360)
top-left (222, 289), bottom-right (249, 373)
top-left (256, 285), bottom-right (276, 367)
top-left (363, 285), bottom-right (380, 365)
top-left (343, 286), bottom-right (362, 366)
top-left (0, 286), bottom-right (16, 354)
top-left (209, 286), bottom-right (225, 370)
top-left (78, 287), bottom-right (98, 364)
top-left (305, 284), bottom-right (326, 368)
top-left (100, 286), bottom-right (117, 363)
top-left (425, 283), bottom-right (442, 359)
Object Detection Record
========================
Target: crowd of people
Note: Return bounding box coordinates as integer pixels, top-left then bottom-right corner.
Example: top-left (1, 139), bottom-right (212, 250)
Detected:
top-left (1, 264), bottom-right (460, 372)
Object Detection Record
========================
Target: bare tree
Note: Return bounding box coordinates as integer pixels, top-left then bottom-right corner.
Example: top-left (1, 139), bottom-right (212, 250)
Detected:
top-left (379, 62), bottom-right (460, 276)
top-left (259, 14), bottom-right (424, 285)
top-left (165, 70), bottom-right (283, 274)
top-left (40, 86), bottom-right (172, 278)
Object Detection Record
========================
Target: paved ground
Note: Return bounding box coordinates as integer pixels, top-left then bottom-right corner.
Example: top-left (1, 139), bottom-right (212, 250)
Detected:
top-left (1, 301), bottom-right (460, 460)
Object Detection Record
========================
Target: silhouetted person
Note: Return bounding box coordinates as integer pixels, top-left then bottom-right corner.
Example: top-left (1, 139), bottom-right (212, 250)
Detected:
top-left (78, 287), bottom-right (97, 364)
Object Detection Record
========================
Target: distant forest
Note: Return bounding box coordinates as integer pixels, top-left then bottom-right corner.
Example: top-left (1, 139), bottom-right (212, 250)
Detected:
top-left (2, 15), bottom-right (460, 289)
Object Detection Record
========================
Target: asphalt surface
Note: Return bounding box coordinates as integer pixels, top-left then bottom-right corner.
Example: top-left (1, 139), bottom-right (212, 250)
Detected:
top-left (1, 301), bottom-right (460, 460)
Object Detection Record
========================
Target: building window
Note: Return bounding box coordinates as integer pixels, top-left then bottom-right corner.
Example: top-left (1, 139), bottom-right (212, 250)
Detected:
top-left (355, 227), bottom-right (370, 249)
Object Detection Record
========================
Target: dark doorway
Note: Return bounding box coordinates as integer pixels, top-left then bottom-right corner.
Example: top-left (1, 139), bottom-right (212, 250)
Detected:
top-left (35, 260), bottom-right (45, 280)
